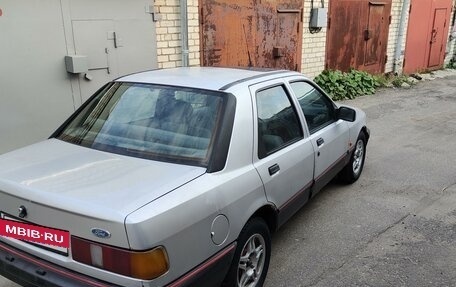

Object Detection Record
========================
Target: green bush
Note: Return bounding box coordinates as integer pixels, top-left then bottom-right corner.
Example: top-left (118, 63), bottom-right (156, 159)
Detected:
top-left (447, 58), bottom-right (456, 69)
top-left (314, 69), bottom-right (380, 101)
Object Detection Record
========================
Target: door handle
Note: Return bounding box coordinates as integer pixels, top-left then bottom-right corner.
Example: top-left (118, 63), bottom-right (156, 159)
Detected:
top-left (316, 138), bottom-right (325, 147)
top-left (430, 29), bottom-right (437, 43)
top-left (268, 164), bottom-right (280, 176)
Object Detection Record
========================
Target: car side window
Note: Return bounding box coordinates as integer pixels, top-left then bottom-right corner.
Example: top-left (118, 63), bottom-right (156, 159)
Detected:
top-left (290, 81), bottom-right (336, 134)
top-left (256, 85), bottom-right (303, 159)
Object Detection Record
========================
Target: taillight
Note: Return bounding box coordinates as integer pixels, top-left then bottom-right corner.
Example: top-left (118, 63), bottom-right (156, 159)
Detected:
top-left (71, 236), bottom-right (169, 280)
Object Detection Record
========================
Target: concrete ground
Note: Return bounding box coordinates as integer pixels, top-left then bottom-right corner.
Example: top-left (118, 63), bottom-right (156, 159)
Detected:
top-left (1, 70), bottom-right (456, 286)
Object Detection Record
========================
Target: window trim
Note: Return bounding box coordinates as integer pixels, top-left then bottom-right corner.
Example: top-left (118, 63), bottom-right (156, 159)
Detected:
top-left (254, 83), bottom-right (305, 159)
top-left (50, 82), bottom-right (236, 172)
top-left (288, 80), bottom-right (338, 134)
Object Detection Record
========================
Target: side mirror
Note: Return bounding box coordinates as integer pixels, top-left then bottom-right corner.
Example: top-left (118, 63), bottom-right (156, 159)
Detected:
top-left (337, 106), bottom-right (356, 122)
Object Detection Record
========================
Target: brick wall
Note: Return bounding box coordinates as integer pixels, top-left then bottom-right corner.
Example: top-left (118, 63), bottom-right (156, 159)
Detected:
top-left (385, 0), bottom-right (409, 73)
top-left (154, 0), bottom-right (396, 78)
top-left (154, 0), bottom-right (200, 69)
top-left (300, 0), bottom-right (329, 79)
top-left (154, 0), bottom-right (329, 77)
top-left (445, 2), bottom-right (456, 65)
top-left (156, 0), bottom-right (454, 75)
top-left (187, 0), bottom-right (201, 66)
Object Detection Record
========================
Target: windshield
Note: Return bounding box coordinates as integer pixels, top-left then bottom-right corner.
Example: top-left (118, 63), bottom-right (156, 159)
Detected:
top-left (56, 82), bottom-right (224, 166)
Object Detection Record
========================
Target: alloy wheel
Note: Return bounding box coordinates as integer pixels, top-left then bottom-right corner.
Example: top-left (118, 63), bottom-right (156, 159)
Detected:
top-left (237, 233), bottom-right (266, 287)
top-left (352, 139), bottom-right (364, 176)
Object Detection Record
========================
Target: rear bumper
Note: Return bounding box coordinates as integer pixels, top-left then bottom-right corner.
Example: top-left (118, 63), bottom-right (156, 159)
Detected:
top-left (0, 239), bottom-right (237, 287)
top-left (0, 241), bottom-right (118, 287)
top-left (166, 242), bottom-right (236, 287)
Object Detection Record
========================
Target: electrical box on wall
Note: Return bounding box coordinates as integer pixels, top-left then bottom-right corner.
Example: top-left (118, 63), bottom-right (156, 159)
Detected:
top-left (310, 8), bottom-right (327, 28)
top-left (65, 55), bottom-right (88, 74)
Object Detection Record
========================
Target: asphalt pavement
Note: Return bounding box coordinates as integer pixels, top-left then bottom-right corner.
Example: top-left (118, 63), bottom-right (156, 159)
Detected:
top-left (265, 69), bottom-right (456, 287)
top-left (1, 70), bottom-right (456, 286)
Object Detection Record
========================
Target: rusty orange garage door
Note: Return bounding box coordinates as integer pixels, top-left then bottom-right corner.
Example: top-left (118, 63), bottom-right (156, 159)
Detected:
top-left (200, 0), bottom-right (303, 71)
top-left (326, 0), bottom-right (392, 74)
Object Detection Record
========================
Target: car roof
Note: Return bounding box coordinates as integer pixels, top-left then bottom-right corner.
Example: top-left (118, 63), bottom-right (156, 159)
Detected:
top-left (116, 67), bottom-right (302, 91)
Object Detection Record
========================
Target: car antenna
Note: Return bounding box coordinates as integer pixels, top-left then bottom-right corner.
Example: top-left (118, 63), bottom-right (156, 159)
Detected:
top-left (242, 24), bottom-right (253, 68)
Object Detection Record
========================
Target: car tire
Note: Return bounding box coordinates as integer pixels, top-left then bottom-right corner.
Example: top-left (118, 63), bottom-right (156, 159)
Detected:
top-left (222, 217), bottom-right (271, 287)
top-left (339, 131), bottom-right (366, 184)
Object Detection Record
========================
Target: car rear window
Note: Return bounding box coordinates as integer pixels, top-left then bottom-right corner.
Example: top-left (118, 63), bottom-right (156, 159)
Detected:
top-left (55, 82), bottom-right (224, 166)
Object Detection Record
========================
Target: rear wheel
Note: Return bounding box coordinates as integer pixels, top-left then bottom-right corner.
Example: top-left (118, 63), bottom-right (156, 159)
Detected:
top-left (340, 132), bottom-right (366, 183)
top-left (223, 218), bottom-right (271, 287)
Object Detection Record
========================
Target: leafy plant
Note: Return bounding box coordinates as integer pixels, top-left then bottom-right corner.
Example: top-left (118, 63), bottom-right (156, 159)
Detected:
top-left (314, 69), bottom-right (380, 101)
top-left (391, 74), bottom-right (411, 87)
top-left (447, 58), bottom-right (456, 69)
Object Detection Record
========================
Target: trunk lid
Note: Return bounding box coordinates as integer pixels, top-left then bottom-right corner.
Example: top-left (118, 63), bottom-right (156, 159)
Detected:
top-left (0, 139), bottom-right (205, 248)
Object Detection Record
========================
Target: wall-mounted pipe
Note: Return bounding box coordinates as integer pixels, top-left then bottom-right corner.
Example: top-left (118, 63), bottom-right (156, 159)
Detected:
top-left (393, 0), bottom-right (410, 74)
top-left (180, 0), bottom-right (189, 67)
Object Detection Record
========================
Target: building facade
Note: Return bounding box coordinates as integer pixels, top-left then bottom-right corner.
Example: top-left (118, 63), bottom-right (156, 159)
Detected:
top-left (0, 0), bottom-right (455, 153)
top-left (154, 0), bottom-right (455, 77)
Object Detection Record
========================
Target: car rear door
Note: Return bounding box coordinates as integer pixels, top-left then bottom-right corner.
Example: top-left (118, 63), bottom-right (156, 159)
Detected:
top-left (288, 80), bottom-right (350, 194)
top-left (250, 80), bottom-right (315, 225)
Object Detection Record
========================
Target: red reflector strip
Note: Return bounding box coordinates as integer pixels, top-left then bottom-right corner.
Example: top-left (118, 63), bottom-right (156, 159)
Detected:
top-left (71, 235), bottom-right (92, 264)
top-left (0, 218), bottom-right (69, 249)
top-left (71, 236), bottom-right (132, 275)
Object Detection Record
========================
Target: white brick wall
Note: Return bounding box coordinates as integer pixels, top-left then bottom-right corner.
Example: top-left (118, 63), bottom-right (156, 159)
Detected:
top-left (385, 0), bottom-right (409, 73)
top-left (154, 0), bottom-right (329, 76)
top-left (444, 1), bottom-right (456, 65)
top-left (154, 0), bottom-right (200, 69)
top-left (300, 0), bottom-right (329, 79)
top-left (155, 0), bottom-right (453, 75)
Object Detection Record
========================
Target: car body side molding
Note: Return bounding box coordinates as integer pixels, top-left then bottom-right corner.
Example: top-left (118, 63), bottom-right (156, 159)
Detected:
top-left (312, 150), bottom-right (352, 198)
top-left (277, 181), bottom-right (313, 227)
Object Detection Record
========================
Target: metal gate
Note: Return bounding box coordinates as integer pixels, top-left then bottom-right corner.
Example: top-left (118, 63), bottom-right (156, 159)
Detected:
top-left (428, 8), bottom-right (449, 67)
top-left (403, 0), bottom-right (453, 73)
top-left (68, 0), bottom-right (158, 102)
top-left (326, 0), bottom-right (392, 74)
top-left (200, 0), bottom-right (303, 71)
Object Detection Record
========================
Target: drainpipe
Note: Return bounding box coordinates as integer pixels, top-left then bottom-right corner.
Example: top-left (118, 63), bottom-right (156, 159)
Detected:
top-left (393, 0), bottom-right (410, 74)
top-left (180, 0), bottom-right (189, 67)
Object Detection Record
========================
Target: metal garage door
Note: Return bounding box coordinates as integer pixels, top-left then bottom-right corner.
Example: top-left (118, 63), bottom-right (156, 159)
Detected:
top-left (200, 0), bottom-right (303, 71)
top-left (403, 0), bottom-right (452, 73)
top-left (69, 0), bottom-right (158, 102)
top-left (326, 0), bottom-right (392, 74)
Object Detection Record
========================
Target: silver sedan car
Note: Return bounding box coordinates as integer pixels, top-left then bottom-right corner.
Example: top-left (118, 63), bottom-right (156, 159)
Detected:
top-left (0, 67), bottom-right (369, 287)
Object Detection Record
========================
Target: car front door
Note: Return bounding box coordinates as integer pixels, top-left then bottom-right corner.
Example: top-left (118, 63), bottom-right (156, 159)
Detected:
top-left (250, 81), bottom-right (315, 225)
top-left (289, 81), bottom-right (350, 193)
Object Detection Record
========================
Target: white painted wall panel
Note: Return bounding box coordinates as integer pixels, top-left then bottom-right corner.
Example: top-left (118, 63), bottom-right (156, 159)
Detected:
top-left (0, 0), bottom-right (157, 154)
top-left (0, 1), bottom-right (74, 153)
